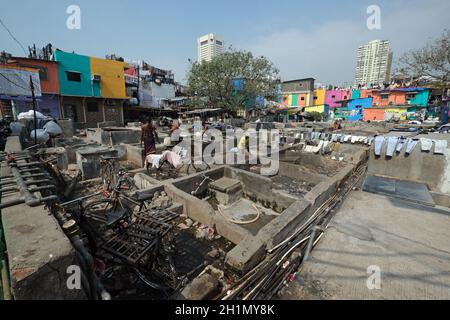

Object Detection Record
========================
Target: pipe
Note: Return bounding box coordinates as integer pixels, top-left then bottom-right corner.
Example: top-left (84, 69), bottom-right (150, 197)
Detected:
top-left (219, 163), bottom-right (368, 300)
top-left (52, 204), bottom-right (109, 300)
top-left (1, 259), bottom-right (12, 300)
top-left (0, 198), bottom-right (25, 209)
top-left (303, 226), bottom-right (323, 262)
top-left (71, 236), bottom-right (98, 300)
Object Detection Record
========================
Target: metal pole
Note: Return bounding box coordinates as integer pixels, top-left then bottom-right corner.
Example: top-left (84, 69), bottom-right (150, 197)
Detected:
top-left (29, 75), bottom-right (37, 145)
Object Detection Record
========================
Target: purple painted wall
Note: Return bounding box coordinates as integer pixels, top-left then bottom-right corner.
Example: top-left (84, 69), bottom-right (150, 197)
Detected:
top-left (16, 94), bottom-right (61, 119)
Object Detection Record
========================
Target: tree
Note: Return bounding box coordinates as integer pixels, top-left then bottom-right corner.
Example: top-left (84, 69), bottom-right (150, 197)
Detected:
top-left (399, 30), bottom-right (450, 89)
top-left (186, 49), bottom-right (279, 112)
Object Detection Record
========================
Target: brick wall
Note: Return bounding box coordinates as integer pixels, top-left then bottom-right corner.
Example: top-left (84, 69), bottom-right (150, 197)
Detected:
top-left (85, 99), bottom-right (103, 128)
top-left (104, 100), bottom-right (124, 126)
top-left (61, 97), bottom-right (124, 128)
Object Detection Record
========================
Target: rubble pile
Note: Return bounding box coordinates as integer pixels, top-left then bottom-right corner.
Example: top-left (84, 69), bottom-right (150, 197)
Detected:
top-left (150, 191), bottom-right (173, 210)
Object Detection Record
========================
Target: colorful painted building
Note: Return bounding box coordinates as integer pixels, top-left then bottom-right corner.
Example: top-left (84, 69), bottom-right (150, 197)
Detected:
top-left (363, 108), bottom-right (385, 121)
top-left (313, 89), bottom-right (326, 106)
top-left (53, 50), bottom-right (129, 127)
top-left (325, 89), bottom-right (351, 108)
top-left (281, 78), bottom-right (315, 107)
top-left (5, 57), bottom-right (61, 119)
top-left (0, 65), bottom-right (43, 120)
top-left (90, 57), bottom-right (128, 99)
top-left (281, 92), bottom-right (312, 108)
top-left (368, 88), bottom-right (430, 107)
top-left (334, 97), bottom-right (373, 121)
top-left (305, 104), bottom-right (330, 120)
top-left (351, 89), bottom-right (361, 99)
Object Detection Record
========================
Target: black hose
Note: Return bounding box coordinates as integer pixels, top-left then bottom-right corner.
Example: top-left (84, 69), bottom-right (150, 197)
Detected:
top-left (71, 236), bottom-right (98, 300)
top-left (50, 203), bottom-right (107, 300)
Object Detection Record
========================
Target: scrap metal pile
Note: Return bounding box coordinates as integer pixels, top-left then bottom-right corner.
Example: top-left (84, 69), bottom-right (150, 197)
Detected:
top-left (50, 180), bottom-right (187, 299)
top-left (1, 146), bottom-right (194, 299)
top-left (219, 164), bottom-right (367, 300)
top-left (0, 150), bottom-right (58, 209)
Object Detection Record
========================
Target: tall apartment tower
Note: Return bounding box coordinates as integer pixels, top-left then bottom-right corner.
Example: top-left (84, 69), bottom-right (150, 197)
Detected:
top-left (355, 40), bottom-right (393, 86)
top-left (197, 34), bottom-right (224, 63)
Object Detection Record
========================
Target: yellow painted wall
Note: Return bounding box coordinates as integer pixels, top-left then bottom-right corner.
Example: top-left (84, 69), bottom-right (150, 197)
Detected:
top-left (305, 105), bottom-right (325, 113)
top-left (385, 108), bottom-right (407, 120)
top-left (313, 89), bottom-right (326, 106)
top-left (90, 57), bottom-right (128, 99)
top-left (305, 93), bottom-right (312, 107)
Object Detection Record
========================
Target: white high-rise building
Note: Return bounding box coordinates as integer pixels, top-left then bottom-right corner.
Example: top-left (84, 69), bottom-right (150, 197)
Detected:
top-left (197, 34), bottom-right (224, 63)
top-left (355, 40), bottom-right (393, 86)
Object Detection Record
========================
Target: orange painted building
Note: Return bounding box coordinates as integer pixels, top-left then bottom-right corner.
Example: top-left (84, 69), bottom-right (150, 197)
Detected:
top-left (297, 93), bottom-right (308, 107)
top-left (359, 89), bottom-right (375, 99)
top-left (370, 90), bottom-right (407, 106)
top-left (6, 57), bottom-right (60, 94)
top-left (363, 108), bottom-right (385, 121)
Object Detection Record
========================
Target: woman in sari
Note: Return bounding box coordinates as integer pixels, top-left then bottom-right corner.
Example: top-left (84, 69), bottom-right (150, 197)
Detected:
top-left (141, 117), bottom-right (159, 156)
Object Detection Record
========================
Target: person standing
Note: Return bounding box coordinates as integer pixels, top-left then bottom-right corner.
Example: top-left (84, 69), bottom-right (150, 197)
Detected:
top-left (141, 117), bottom-right (159, 156)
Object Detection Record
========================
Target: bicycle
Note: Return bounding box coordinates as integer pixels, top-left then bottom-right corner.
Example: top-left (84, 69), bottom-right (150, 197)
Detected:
top-left (56, 186), bottom-right (184, 297)
top-left (84, 168), bottom-right (137, 227)
top-left (99, 155), bottom-right (119, 191)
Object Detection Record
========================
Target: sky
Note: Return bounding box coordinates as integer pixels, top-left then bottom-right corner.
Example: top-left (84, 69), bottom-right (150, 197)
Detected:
top-left (1, 0), bottom-right (449, 86)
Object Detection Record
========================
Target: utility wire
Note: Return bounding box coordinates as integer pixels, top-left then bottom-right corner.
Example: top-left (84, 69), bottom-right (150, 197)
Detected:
top-left (0, 17), bottom-right (27, 56)
top-left (0, 72), bottom-right (30, 91)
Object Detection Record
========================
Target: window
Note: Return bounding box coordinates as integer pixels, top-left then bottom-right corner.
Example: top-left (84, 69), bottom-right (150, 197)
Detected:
top-left (87, 101), bottom-right (99, 112)
top-left (332, 95), bottom-right (336, 98)
top-left (67, 71), bottom-right (81, 82)
top-left (200, 40), bottom-right (208, 46)
top-left (381, 94), bottom-right (389, 100)
top-left (314, 97), bottom-right (318, 100)
top-left (216, 40), bottom-right (222, 46)
top-left (344, 96), bottom-right (347, 99)
top-left (301, 97), bottom-right (305, 101)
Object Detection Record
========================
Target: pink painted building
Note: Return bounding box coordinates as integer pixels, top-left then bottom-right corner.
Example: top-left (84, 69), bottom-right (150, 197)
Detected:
top-left (325, 89), bottom-right (351, 108)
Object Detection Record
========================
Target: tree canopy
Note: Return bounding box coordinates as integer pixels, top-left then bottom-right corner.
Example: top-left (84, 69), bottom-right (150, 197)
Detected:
top-left (399, 29), bottom-right (450, 88)
top-left (186, 49), bottom-right (279, 112)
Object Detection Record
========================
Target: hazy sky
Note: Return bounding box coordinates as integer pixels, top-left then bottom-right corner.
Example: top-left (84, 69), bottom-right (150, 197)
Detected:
top-left (1, 0), bottom-right (449, 85)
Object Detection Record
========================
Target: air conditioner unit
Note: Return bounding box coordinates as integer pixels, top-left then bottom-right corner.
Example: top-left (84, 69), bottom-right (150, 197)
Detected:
top-left (92, 74), bottom-right (101, 82)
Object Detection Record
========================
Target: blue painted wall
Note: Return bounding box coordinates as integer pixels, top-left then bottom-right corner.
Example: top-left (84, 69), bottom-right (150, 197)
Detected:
top-left (53, 50), bottom-right (95, 97)
top-left (335, 97), bottom-right (372, 121)
top-left (15, 94), bottom-right (60, 119)
top-left (351, 89), bottom-right (361, 99)
top-left (347, 98), bottom-right (372, 121)
top-left (409, 90), bottom-right (429, 106)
